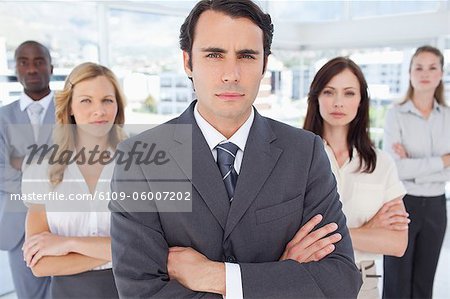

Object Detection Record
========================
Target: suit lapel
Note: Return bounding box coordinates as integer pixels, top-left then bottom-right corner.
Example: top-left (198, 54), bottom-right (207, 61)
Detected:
top-left (11, 101), bottom-right (35, 143)
top-left (13, 101), bottom-right (32, 123)
top-left (169, 102), bottom-right (230, 230)
top-left (224, 112), bottom-right (282, 240)
top-left (10, 97), bottom-right (55, 145)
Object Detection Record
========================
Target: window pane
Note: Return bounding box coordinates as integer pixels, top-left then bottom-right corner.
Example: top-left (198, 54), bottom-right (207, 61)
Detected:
top-left (0, 2), bottom-right (98, 68)
top-left (267, 0), bottom-right (344, 22)
top-left (108, 9), bottom-right (184, 71)
top-left (351, 1), bottom-right (441, 18)
top-left (108, 9), bottom-right (191, 118)
top-left (0, 2), bottom-right (98, 105)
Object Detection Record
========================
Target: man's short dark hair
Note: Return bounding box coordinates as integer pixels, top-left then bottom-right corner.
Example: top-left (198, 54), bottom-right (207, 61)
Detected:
top-left (14, 40), bottom-right (52, 63)
top-left (180, 0), bottom-right (273, 71)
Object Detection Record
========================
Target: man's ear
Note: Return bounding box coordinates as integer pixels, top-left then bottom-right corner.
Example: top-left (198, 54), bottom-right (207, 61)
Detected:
top-left (183, 51), bottom-right (192, 78)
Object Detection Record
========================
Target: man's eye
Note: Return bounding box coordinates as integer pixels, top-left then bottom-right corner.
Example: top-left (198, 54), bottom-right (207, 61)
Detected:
top-left (241, 54), bottom-right (255, 60)
top-left (206, 53), bottom-right (222, 59)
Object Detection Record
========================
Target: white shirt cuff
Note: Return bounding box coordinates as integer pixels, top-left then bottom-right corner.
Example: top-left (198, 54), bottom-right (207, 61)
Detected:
top-left (224, 262), bottom-right (243, 299)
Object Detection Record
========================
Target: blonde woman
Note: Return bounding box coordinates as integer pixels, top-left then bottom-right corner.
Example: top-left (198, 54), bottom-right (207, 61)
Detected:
top-left (383, 46), bottom-right (449, 299)
top-left (21, 62), bottom-right (126, 298)
top-left (304, 57), bottom-right (409, 299)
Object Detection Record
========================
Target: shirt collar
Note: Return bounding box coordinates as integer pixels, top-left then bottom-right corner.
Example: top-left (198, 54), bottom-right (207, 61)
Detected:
top-left (323, 139), bottom-right (359, 168)
top-left (67, 147), bottom-right (116, 180)
top-left (193, 102), bottom-right (254, 152)
top-left (19, 91), bottom-right (54, 112)
top-left (398, 99), bottom-right (442, 115)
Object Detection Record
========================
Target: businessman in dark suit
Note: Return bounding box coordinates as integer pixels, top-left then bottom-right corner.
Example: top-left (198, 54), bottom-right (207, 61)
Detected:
top-left (0, 41), bottom-right (53, 299)
top-left (110, 1), bottom-right (361, 297)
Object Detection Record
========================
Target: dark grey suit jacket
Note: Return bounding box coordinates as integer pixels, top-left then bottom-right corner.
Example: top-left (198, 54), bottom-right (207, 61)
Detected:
top-left (0, 99), bottom-right (55, 250)
top-left (110, 101), bottom-right (361, 298)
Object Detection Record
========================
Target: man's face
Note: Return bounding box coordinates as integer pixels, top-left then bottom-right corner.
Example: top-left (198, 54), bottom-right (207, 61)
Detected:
top-left (15, 44), bottom-right (53, 99)
top-left (184, 10), bottom-right (265, 128)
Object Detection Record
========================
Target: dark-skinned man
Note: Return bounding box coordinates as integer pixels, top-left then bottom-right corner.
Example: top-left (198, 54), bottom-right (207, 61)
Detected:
top-left (0, 40), bottom-right (54, 299)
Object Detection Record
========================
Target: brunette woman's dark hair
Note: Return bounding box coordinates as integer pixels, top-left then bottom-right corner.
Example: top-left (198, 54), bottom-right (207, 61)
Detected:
top-left (304, 57), bottom-right (376, 173)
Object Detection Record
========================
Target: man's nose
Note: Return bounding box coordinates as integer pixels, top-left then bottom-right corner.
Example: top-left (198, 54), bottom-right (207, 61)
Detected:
top-left (221, 59), bottom-right (240, 83)
top-left (26, 63), bottom-right (38, 74)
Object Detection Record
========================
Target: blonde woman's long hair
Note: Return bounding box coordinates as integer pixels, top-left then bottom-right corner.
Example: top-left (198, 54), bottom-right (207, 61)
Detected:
top-left (49, 62), bottom-right (127, 186)
top-left (402, 45), bottom-right (446, 106)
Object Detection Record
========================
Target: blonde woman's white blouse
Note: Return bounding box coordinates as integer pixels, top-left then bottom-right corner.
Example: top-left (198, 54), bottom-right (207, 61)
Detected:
top-left (22, 159), bottom-right (115, 270)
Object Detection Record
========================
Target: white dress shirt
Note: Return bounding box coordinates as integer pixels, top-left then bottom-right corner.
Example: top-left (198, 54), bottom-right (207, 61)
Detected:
top-left (383, 100), bottom-right (450, 196)
top-left (194, 103), bottom-right (254, 299)
top-left (21, 157), bottom-right (115, 270)
top-left (324, 142), bottom-right (406, 263)
top-left (19, 91), bottom-right (54, 124)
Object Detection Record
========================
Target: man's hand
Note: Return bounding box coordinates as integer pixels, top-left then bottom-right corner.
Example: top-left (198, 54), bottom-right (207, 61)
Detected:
top-left (168, 247), bottom-right (225, 295)
top-left (364, 198), bottom-right (409, 231)
top-left (280, 214), bottom-right (341, 263)
top-left (22, 232), bottom-right (71, 267)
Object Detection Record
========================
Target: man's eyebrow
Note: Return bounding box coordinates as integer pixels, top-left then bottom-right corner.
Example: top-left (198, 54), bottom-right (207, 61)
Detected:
top-left (16, 56), bottom-right (46, 61)
top-left (236, 49), bottom-right (260, 55)
top-left (200, 48), bottom-right (261, 55)
top-left (201, 47), bottom-right (226, 53)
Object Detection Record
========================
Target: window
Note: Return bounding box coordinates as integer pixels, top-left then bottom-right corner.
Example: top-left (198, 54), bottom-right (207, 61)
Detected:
top-left (351, 1), bottom-right (441, 18)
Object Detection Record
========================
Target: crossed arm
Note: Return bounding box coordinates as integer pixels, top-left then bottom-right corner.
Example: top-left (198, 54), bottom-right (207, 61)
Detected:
top-left (392, 142), bottom-right (450, 183)
top-left (167, 214), bottom-right (342, 295)
top-left (349, 197), bottom-right (409, 257)
top-left (383, 109), bottom-right (450, 181)
top-left (23, 204), bottom-right (110, 277)
top-left (110, 204), bottom-right (350, 298)
top-left (109, 136), bottom-right (361, 298)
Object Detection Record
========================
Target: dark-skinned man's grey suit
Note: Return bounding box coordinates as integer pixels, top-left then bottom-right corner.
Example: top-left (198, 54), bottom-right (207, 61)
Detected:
top-left (110, 101), bottom-right (361, 298)
top-left (0, 99), bottom-right (54, 299)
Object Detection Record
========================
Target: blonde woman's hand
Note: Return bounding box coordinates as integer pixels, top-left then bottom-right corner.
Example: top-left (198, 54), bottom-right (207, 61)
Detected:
top-left (364, 198), bottom-right (409, 231)
top-left (22, 232), bottom-right (71, 267)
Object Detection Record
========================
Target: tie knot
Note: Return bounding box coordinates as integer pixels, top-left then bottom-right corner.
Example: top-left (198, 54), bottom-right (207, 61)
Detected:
top-left (216, 142), bottom-right (239, 166)
top-left (28, 102), bottom-right (44, 115)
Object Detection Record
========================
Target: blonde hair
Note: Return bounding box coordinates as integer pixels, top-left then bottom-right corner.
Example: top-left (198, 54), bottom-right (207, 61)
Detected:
top-left (49, 62), bottom-right (127, 185)
top-left (402, 45), bottom-right (446, 106)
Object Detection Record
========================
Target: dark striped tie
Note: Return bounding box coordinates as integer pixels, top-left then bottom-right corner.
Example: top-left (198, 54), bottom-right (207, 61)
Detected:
top-left (216, 142), bottom-right (239, 202)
